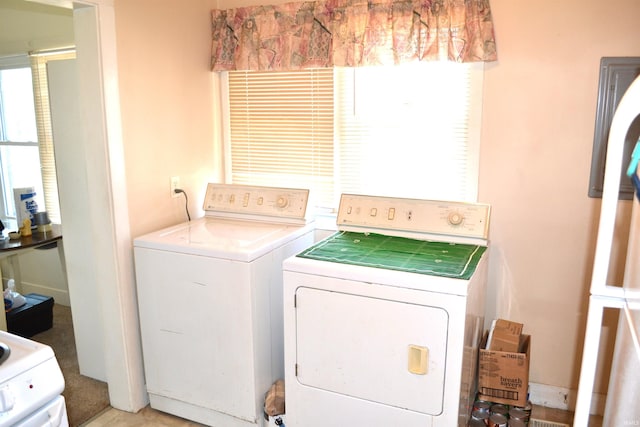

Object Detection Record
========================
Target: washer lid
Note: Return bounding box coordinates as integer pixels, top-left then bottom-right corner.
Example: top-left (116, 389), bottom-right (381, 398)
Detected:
top-left (133, 217), bottom-right (313, 261)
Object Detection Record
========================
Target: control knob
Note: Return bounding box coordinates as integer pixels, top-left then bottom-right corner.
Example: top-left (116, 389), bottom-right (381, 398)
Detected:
top-left (276, 196), bottom-right (289, 209)
top-left (0, 385), bottom-right (15, 412)
top-left (447, 211), bottom-right (464, 226)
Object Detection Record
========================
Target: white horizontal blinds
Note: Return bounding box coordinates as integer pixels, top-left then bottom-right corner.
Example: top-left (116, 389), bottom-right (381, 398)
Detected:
top-left (335, 62), bottom-right (481, 202)
top-left (226, 63), bottom-right (482, 210)
top-left (228, 69), bottom-right (335, 206)
top-left (30, 50), bottom-right (76, 224)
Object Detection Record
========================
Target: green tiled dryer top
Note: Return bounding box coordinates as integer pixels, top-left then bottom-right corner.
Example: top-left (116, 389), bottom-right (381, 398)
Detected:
top-left (298, 231), bottom-right (487, 280)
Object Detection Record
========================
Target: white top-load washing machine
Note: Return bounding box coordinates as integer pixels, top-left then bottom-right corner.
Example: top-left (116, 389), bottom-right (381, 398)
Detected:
top-left (283, 194), bottom-right (491, 427)
top-left (133, 184), bottom-right (314, 427)
top-left (0, 331), bottom-right (68, 427)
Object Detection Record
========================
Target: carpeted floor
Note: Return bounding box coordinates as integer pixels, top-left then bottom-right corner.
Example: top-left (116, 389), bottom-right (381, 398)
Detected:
top-left (31, 304), bottom-right (110, 427)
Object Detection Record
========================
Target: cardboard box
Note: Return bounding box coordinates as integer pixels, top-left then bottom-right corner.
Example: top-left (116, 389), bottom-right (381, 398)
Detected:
top-left (489, 318), bottom-right (523, 352)
top-left (478, 331), bottom-right (530, 407)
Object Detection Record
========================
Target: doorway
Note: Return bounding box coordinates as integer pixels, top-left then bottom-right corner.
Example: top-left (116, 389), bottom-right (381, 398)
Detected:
top-left (21, 0), bottom-right (147, 412)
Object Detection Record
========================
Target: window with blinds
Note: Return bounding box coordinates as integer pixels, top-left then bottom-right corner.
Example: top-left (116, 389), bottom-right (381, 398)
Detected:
top-left (30, 50), bottom-right (76, 225)
top-left (225, 62), bottom-right (484, 210)
top-left (226, 69), bottom-right (335, 207)
top-left (0, 50), bottom-right (74, 228)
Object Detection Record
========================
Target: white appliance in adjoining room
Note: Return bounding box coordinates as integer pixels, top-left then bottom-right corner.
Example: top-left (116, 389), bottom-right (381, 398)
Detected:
top-left (133, 184), bottom-right (314, 427)
top-left (283, 194), bottom-right (491, 427)
top-left (574, 76), bottom-right (640, 425)
top-left (0, 331), bottom-right (68, 427)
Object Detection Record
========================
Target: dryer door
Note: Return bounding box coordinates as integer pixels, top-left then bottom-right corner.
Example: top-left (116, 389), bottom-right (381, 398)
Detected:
top-left (295, 286), bottom-right (448, 415)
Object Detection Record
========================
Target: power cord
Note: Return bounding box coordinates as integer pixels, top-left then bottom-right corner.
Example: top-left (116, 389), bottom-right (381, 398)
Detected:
top-left (173, 189), bottom-right (191, 221)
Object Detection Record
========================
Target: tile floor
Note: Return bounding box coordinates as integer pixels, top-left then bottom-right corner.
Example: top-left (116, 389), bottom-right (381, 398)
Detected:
top-left (82, 404), bottom-right (603, 427)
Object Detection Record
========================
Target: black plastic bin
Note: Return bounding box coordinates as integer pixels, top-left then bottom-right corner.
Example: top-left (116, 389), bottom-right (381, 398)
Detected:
top-left (6, 293), bottom-right (54, 338)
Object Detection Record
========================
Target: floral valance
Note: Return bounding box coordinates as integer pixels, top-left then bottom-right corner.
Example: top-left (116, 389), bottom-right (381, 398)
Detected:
top-left (211, 0), bottom-right (497, 71)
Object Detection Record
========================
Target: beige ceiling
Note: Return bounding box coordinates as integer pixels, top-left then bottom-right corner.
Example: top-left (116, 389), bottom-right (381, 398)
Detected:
top-left (0, 0), bottom-right (73, 58)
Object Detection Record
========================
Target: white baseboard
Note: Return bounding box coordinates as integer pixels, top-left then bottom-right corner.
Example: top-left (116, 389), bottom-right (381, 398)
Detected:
top-left (529, 382), bottom-right (605, 416)
top-left (17, 280), bottom-right (70, 306)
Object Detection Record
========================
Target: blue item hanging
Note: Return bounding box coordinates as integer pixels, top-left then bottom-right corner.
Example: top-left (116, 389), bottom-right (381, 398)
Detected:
top-left (627, 138), bottom-right (640, 201)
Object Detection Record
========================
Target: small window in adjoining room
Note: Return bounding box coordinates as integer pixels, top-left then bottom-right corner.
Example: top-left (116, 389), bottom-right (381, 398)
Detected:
top-left (223, 61), bottom-right (484, 212)
top-left (0, 50), bottom-right (75, 230)
top-left (0, 60), bottom-right (43, 230)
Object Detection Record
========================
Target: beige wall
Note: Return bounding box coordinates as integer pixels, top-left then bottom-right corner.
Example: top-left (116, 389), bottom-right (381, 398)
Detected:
top-left (114, 0), bottom-right (224, 239)
top-left (112, 0), bottom-right (640, 402)
top-left (12, 244), bottom-right (69, 305)
top-left (481, 0), bottom-right (640, 395)
top-left (0, 0), bottom-right (73, 57)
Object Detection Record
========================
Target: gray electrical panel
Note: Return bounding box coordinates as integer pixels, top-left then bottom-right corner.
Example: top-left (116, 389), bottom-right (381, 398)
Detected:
top-left (588, 57), bottom-right (640, 199)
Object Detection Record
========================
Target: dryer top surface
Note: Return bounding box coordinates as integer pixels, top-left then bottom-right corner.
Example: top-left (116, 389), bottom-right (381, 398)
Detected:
top-left (297, 231), bottom-right (486, 280)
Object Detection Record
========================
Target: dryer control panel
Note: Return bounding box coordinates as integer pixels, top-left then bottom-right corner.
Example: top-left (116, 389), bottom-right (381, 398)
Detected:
top-left (337, 194), bottom-right (490, 242)
top-left (203, 184), bottom-right (310, 222)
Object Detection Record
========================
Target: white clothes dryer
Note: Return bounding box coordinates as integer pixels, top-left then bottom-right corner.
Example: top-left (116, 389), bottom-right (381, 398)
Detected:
top-left (283, 194), bottom-right (491, 427)
top-left (134, 184), bottom-right (314, 427)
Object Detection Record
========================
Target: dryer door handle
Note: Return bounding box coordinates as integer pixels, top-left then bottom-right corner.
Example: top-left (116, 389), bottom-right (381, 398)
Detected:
top-left (407, 345), bottom-right (429, 375)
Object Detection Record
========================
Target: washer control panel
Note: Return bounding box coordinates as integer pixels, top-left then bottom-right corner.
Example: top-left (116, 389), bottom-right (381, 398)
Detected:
top-left (203, 184), bottom-right (310, 221)
top-left (337, 194), bottom-right (490, 240)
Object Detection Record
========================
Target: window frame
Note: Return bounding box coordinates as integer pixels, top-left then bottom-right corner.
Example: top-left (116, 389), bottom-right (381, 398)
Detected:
top-left (0, 50), bottom-right (75, 229)
top-left (221, 63), bottom-right (484, 213)
top-left (0, 55), bottom-right (41, 226)
top-left (29, 49), bottom-right (76, 225)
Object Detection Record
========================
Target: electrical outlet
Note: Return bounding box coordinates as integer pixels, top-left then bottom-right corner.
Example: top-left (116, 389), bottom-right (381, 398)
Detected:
top-left (170, 176), bottom-right (180, 198)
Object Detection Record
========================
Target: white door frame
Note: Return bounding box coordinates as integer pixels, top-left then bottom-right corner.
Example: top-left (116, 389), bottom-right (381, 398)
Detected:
top-left (35, 0), bottom-right (148, 411)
